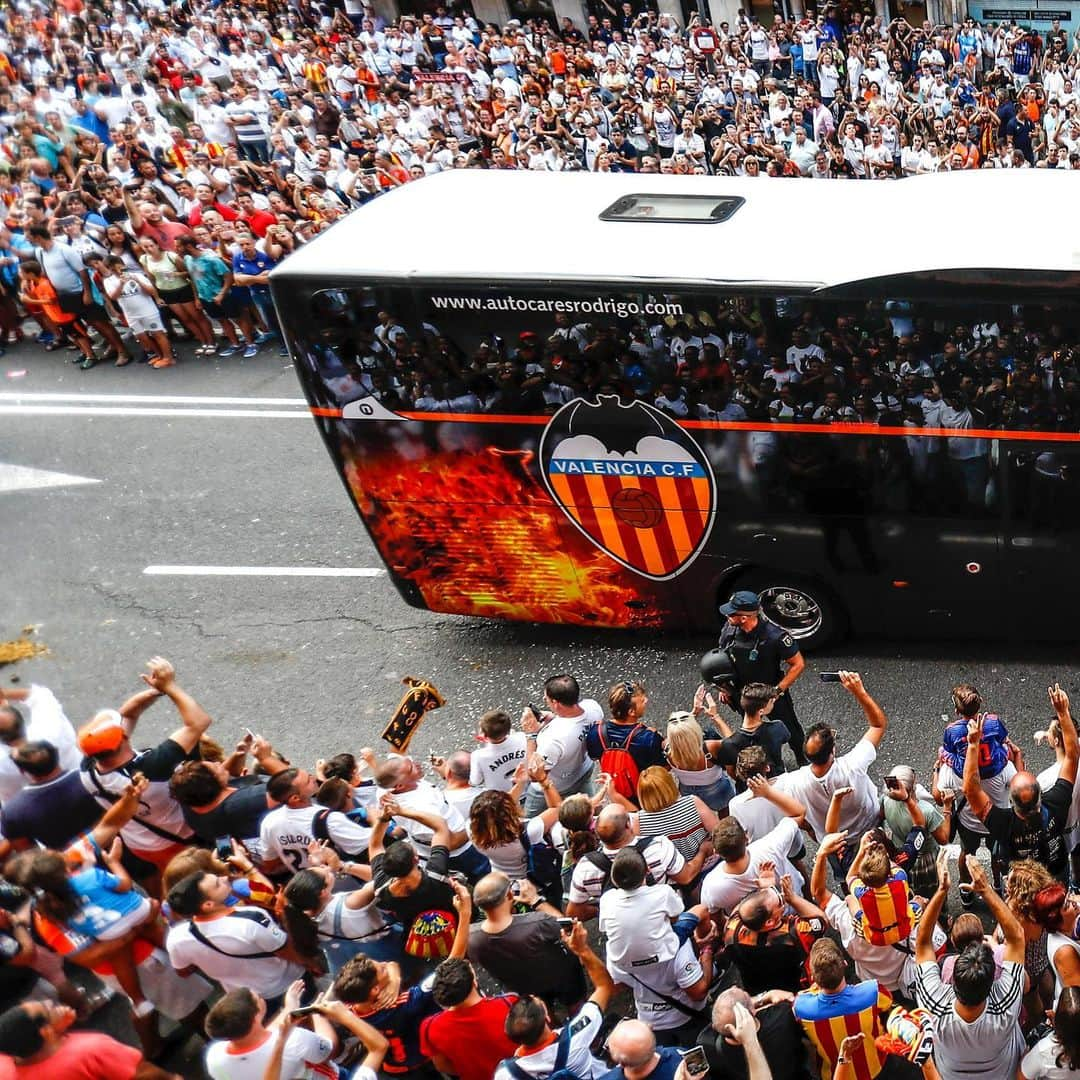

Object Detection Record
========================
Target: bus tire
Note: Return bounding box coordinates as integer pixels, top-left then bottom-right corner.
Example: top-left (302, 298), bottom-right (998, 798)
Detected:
top-left (727, 572), bottom-right (847, 652)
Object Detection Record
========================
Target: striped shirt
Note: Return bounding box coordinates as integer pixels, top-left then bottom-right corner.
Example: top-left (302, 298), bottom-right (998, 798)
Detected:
top-left (794, 978), bottom-right (893, 1080)
top-left (636, 795), bottom-right (710, 859)
top-left (914, 959), bottom-right (1024, 1080)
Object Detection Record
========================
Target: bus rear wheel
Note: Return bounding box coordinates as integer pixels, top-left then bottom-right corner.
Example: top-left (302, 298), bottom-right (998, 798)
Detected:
top-left (730, 573), bottom-right (846, 651)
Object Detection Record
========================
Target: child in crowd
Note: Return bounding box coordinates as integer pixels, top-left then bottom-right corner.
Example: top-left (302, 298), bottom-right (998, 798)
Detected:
top-left (101, 256), bottom-right (176, 368)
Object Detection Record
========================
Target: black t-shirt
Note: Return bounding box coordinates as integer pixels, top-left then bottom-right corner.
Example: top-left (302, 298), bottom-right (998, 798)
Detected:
top-left (182, 776), bottom-right (272, 844)
top-left (699, 1001), bottom-right (811, 1080)
top-left (715, 719), bottom-right (789, 775)
top-left (372, 844), bottom-right (455, 927)
top-left (467, 912), bottom-right (586, 1001)
top-left (985, 776), bottom-right (1073, 875)
top-left (0, 770), bottom-right (102, 849)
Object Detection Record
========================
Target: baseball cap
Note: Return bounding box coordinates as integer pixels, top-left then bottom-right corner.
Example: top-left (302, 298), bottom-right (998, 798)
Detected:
top-left (78, 709), bottom-right (126, 756)
top-left (719, 589), bottom-right (760, 617)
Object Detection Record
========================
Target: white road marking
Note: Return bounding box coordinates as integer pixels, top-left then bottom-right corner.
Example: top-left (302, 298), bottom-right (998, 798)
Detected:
top-left (0, 393), bottom-right (306, 405)
top-left (0, 406), bottom-right (311, 418)
top-left (0, 462), bottom-right (101, 494)
top-left (144, 565), bottom-right (385, 578)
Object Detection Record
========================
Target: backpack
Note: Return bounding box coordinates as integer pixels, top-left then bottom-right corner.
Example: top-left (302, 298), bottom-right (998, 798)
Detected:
top-left (582, 837), bottom-right (656, 894)
top-left (597, 723), bottom-right (645, 801)
top-left (311, 807), bottom-right (348, 859)
top-left (519, 829), bottom-right (562, 903)
top-left (499, 1022), bottom-right (584, 1080)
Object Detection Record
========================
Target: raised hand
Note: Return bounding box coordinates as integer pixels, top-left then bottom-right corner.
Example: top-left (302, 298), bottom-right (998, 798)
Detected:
top-left (141, 656), bottom-right (175, 692)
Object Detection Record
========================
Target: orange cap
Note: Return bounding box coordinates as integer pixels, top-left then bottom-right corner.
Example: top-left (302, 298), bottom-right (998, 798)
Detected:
top-left (77, 709), bottom-right (126, 756)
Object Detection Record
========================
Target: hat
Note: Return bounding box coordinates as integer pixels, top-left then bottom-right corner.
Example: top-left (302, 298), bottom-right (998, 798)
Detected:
top-left (78, 709), bottom-right (126, 756)
top-left (719, 589), bottom-right (760, 617)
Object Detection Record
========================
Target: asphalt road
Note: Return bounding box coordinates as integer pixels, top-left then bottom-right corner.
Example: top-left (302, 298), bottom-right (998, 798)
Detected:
top-left (3, 337), bottom-right (1077, 785)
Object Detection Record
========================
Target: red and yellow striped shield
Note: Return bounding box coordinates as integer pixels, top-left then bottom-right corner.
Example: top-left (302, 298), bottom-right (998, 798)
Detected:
top-left (539, 397), bottom-right (717, 580)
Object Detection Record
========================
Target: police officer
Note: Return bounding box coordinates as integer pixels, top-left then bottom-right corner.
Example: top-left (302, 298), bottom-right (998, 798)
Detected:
top-left (717, 590), bottom-right (808, 766)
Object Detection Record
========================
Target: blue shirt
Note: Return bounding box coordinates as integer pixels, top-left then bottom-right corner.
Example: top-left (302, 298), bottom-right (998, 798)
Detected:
top-left (600, 1047), bottom-right (685, 1080)
top-left (231, 249), bottom-right (276, 296)
top-left (68, 867), bottom-right (145, 938)
top-left (185, 251), bottom-right (230, 302)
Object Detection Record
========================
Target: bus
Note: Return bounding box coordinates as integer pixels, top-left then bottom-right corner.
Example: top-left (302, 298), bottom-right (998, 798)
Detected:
top-left (270, 170), bottom-right (1080, 648)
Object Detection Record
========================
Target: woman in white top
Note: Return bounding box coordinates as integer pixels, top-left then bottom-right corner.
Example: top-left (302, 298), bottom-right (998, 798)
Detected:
top-left (664, 713), bottom-right (733, 812)
top-left (282, 859), bottom-right (395, 976)
top-left (1032, 883), bottom-right (1080, 1007)
top-left (1021, 985), bottom-right (1080, 1078)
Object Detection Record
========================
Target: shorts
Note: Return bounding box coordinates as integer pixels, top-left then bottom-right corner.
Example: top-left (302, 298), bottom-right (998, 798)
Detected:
top-left (158, 285), bottom-right (195, 306)
top-left (200, 294), bottom-right (243, 319)
top-left (127, 313), bottom-right (164, 335)
top-left (57, 291), bottom-right (106, 322)
top-left (956, 819), bottom-right (990, 854)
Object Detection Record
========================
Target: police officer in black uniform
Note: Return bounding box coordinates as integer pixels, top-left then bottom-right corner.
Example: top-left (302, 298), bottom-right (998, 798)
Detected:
top-left (717, 590), bottom-right (808, 766)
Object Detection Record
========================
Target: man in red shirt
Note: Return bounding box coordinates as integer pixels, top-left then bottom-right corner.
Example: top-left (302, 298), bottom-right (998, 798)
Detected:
top-left (234, 192), bottom-right (277, 239)
top-left (186, 184), bottom-right (239, 228)
top-left (419, 957), bottom-right (518, 1080)
top-left (124, 193), bottom-right (191, 252)
top-left (0, 1000), bottom-right (177, 1079)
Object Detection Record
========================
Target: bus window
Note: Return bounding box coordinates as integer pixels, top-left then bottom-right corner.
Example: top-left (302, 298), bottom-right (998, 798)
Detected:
top-left (1005, 449), bottom-right (1080, 615)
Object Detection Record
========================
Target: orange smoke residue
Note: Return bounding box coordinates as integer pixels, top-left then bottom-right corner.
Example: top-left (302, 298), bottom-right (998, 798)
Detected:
top-left (343, 446), bottom-right (665, 627)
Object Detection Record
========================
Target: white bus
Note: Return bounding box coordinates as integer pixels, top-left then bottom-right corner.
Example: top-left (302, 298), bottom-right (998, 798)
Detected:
top-left (271, 170), bottom-right (1080, 646)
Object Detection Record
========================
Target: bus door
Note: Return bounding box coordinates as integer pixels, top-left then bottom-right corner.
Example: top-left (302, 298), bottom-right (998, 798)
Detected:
top-left (1003, 446), bottom-right (1080, 626)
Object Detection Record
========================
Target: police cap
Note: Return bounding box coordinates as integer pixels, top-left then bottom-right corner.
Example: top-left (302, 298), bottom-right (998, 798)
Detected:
top-left (719, 590), bottom-right (760, 617)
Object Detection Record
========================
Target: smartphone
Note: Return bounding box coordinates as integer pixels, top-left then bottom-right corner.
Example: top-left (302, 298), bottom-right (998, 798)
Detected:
top-left (958, 883), bottom-right (975, 894)
top-left (819, 672), bottom-right (843, 682)
top-left (556, 917), bottom-right (575, 931)
top-left (215, 837), bottom-right (233, 861)
top-left (884, 775), bottom-right (901, 790)
top-left (527, 703), bottom-right (543, 722)
top-left (289, 1005), bottom-right (322, 1019)
top-left (682, 1046), bottom-right (709, 1076)
top-left (244, 727), bottom-right (256, 741)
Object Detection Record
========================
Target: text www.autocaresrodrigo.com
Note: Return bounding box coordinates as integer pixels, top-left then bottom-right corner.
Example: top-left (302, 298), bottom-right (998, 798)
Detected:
top-left (430, 294), bottom-right (684, 319)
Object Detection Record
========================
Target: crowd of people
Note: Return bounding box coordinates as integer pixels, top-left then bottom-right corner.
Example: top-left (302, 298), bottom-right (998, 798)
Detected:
top-left (1, 613), bottom-right (1080, 1080)
top-left (0, 0), bottom-right (1077, 371)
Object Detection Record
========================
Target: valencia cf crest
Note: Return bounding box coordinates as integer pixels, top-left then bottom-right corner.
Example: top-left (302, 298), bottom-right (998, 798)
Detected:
top-left (538, 396), bottom-right (717, 580)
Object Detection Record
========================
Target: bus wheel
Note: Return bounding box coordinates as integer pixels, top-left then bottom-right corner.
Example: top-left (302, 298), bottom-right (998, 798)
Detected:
top-left (733, 574), bottom-right (846, 651)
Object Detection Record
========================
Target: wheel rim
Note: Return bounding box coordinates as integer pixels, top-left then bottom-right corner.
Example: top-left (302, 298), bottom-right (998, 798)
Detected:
top-left (758, 585), bottom-right (823, 640)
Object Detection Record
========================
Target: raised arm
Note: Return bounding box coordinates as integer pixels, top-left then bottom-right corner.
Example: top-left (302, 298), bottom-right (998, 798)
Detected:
top-left (967, 854), bottom-right (1024, 964)
top-left (382, 797), bottom-right (454, 850)
top-left (915, 849), bottom-right (950, 964)
top-left (747, 774), bottom-right (806, 826)
top-left (1050, 683), bottom-right (1078, 785)
top-left (140, 657), bottom-right (211, 753)
top-left (840, 671), bottom-right (887, 748)
top-left (961, 714), bottom-right (992, 821)
top-left (563, 920), bottom-right (615, 1011)
top-left (811, 832), bottom-right (847, 908)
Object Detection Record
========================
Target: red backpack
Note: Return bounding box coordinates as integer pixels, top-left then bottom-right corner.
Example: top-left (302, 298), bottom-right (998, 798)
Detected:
top-left (597, 723), bottom-right (644, 801)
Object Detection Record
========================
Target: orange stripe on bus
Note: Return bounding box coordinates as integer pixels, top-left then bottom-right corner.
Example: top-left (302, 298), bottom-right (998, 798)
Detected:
top-left (583, 474), bottom-right (629, 563)
top-left (313, 406), bottom-right (1080, 444)
top-left (617, 475), bottom-right (665, 576)
top-left (654, 476), bottom-right (695, 559)
top-left (548, 472), bottom-right (583, 526)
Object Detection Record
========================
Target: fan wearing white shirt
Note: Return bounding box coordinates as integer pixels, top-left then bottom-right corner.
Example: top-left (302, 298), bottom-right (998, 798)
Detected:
top-left (521, 675), bottom-right (600, 816)
top-left (204, 978), bottom-right (388, 1080)
top-left (782, 671), bottom-right (889, 854)
top-left (0, 685), bottom-right (80, 803)
top-left (470, 710), bottom-right (529, 794)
